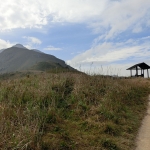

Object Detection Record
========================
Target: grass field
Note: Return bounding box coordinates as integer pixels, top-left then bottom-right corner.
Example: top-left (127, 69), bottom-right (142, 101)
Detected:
top-left (0, 71), bottom-right (149, 149)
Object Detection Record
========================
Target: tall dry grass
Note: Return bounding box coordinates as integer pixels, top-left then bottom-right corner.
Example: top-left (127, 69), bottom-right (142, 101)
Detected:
top-left (0, 71), bottom-right (149, 149)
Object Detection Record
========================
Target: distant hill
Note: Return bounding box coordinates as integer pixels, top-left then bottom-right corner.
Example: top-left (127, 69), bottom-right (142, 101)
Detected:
top-left (0, 44), bottom-right (74, 73)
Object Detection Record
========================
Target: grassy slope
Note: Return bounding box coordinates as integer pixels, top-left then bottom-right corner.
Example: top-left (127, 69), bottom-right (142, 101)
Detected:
top-left (31, 62), bottom-right (62, 71)
top-left (0, 71), bottom-right (149, 150)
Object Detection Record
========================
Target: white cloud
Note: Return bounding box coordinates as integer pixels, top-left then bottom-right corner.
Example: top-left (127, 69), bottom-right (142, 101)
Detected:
top-left (67, 36), bottom-right (150, 66)
top-left (23, 36), bottom-right (42, 45)
top-left (132, 25), bottom-right (143, 33)
top-left (89, 0), bottom-right (150, 39)
top-left (0, 0), bottom-right (107, 31)
top-left (0, 0), bottom-right (47, 31)
top-left (24, 44), bottom-right (32, 50)
top-left (83, 47), bottom-right (139, 63)
top-left (44, 45), bottom-right (62, 51)
top-left (0, 0), bottom-right (150, 41)
top-left (71, 51), bottom-right (82, 55)
top-left (0, 39), bottom-right (14, 49)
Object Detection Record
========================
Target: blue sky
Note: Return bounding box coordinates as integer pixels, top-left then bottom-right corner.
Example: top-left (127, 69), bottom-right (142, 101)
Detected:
top-left (0, 0), bottom-right (150, 76)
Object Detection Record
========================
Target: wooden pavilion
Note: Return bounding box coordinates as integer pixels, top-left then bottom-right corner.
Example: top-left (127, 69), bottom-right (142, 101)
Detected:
top-left (126, 62), bottom-right (150, 78)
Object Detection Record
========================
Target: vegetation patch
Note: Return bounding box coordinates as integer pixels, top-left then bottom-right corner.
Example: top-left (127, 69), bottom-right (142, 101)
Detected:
top-left (0, 71), bottom-right (149, 149)
top-left (31, 61), bottom-right (61, 71)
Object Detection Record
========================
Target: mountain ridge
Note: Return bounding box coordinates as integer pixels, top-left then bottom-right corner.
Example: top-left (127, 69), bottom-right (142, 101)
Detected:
top-left (0, 44), bottom-right (74, 73)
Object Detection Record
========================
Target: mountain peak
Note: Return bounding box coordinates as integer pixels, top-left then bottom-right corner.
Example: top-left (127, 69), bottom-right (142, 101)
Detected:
top-left (12, 44), bottom-right (27, 49)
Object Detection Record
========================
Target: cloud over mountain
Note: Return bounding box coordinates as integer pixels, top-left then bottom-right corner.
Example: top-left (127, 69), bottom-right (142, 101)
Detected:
top-left (0, 0), bottom-right (150, 76)
top-left (0, 39), bottom-right (14, 49)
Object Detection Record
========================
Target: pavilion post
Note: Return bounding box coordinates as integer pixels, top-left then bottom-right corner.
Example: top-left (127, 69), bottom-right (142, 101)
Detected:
top-left (143, 69), bottom-right (145, 77)
top-left (147, 69), bottom-right (149, 78)
top-left (130, 70), bottom-right (132, 77)
top-left (136, 66), bottom-right (138, 76)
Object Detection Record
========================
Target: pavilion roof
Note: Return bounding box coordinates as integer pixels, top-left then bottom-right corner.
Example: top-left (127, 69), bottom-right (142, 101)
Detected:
top-left (126, 62), bottom-right (150, 70)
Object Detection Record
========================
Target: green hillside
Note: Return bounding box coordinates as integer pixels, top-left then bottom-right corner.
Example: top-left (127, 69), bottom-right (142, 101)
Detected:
top-left (0, 47), bottom-right (73, 73)
top-left (0, 71), bottom-right (149, 149)
top-left (31, 62), bottom-right (63, 71)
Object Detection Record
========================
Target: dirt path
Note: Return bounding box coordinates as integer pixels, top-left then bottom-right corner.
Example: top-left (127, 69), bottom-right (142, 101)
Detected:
top-left (135, 95), bottom-right (150, 150)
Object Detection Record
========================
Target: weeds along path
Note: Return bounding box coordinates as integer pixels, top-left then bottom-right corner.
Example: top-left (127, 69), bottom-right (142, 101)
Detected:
top-left (136, 95), bottom-right (150, 150)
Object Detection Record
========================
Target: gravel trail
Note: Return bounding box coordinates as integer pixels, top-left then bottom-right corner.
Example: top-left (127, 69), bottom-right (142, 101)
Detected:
top-left (135, 95), bottom-right (150, 150)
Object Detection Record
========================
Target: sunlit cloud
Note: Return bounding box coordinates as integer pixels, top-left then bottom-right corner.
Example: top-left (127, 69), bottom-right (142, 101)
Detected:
top-left (0, 39), bottom-right (14, 49)
top-left (67, 36), bottom-right (150, 65)
top-left (44, 45), bottom-right (62, 51)
top-left (23, 36), bottom-right (42, 45)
